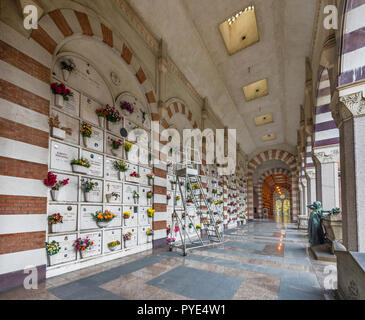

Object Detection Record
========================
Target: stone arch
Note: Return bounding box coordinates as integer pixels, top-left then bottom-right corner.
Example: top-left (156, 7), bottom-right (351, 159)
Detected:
top-left (161, 98), bottom-right (199, 130)
top-left (30, 8), bottom-right (158, 116)
top-left (247, 150), bottom-right (299, 221)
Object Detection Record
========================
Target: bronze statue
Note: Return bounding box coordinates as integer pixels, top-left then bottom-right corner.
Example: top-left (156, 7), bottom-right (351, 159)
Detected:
top-left (307, 201), bottom-right (340, 246)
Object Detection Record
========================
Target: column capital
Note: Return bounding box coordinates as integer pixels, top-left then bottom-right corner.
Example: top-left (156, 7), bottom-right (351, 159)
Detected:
top-left (313, 146), bottom-right (340, 164)
top-left (336, 91), bottom-right (365, 126)
top-left (305, 168), bottom-right (316, 179)
top-left (301, 178), bottom-right (307, 187)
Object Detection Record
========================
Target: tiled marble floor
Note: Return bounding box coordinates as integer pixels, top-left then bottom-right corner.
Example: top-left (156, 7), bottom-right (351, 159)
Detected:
top-left (0, 220), bottom-right (338, 300)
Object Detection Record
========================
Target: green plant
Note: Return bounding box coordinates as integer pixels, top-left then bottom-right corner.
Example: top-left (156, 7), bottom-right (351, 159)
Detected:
top-left (133, 191), bottom-right (139, 199)
top-left (108, 241), bottom-right (121, 248)
top-left (46, 241), bottom-right (61, 256)
top-left (113, 160), bottom-right (128, 172)
top-left (81, 180), bottom-right (96, 193)
top-left (71, 157), bottom-right (91, 168)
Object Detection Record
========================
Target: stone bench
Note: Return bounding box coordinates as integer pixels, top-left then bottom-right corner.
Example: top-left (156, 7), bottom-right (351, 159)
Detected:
top-left (334, 241), bottom-right (365, 300)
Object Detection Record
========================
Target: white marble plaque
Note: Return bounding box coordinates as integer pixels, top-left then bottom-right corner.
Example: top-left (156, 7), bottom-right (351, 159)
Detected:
top-left (105, 157), bottom-right (121, 181)
top-left (139, 207), bottom-right (149, 226)
top-left (79, 231), bottom-right (102, 258)
top-left (50, 141), bottom-right (79, 172)
top-left (140, 167), bottom-right (152, 186)
top-left (80, 205), bottom-right (102, 230)
top-left (81, 178), bottom-right (103, 203)
top-left (139, 186), bottom-right (152, 206)
top-left (106, 134), bottom-right (123, 158)
top-left (81, 151), bottom-right (103, 177)
top-left (81, 126), bottom-right (103, 152)
top-left (48, 234), bottom-right (77, 266)
top-left (123, 227), bottom-right (138, 248)
top-left (54, 174), bottom-right (78, 202)
top-left (104, 182), bottom-right (122, 204)
top-left (48, 205), bottom-right (77, 233)
top-left (123, 205), bottom-right (138, 227)
top-left (123, 184), bottom-right (139, 205)
top-left (125, 163), bottom-right (139, 183)
top-left (50, 110), bottom-right (80, 145)
top-left (80, 95), bottom-right (103, 127)
top-left (104, 205), bottom-right (122, 227)
top-left (103, 229), bottom-right (122, 252)
top-left (138, 226), bottom-right (150, 245)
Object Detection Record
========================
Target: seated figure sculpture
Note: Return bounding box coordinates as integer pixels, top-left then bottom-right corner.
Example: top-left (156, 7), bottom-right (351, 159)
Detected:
top-left (307, 201), bottom-right (340, 246)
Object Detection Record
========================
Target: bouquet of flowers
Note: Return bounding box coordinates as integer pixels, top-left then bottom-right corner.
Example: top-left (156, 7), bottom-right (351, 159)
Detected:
top-left (74, 237), bottom-right (93, 251)
top-left (146, 173), bottom-right (155, 180)
top-left (61, 60), bottom-right (75, 72)
top-left (80, 122), bottom-right (92, 138)
top-left (108, 137), bottom-right (123, 150)
top-left (81, 180), bottom-right (96, 192)
top-left (46, 241), bottom-right (61, 256)
top-left (51, 82), bottom-right (73, 100)
top-left (104, 105), bottom-right (121, 123)
top-left (108, 241), bottom-right (120, 248)
top-left (44, 172), bottom-right (69, 190)
top-left (167, 195), bottom-right (172, 201)
top-left (176, 196), bottom-right (180, 201)
top-left (72, 158), bottom-right (91, 168)
top-left (167, 238), bottom-right (176, 244)
top-left (123, 232), bottom-right (132, 241)
top-left (123, 211), bottom-right (131, 219)
top-left (124, 141), bottom-right (133, 153)
top-left (133, 191), bottom-right (140, 199)
top-left (48, 213), bottom-right (63, 225)
top-left (196, 225), bottom-right (201, 230)
top-left (147, 191), bottom-right (153, 199)
top-left (146, 228), bottom-right (154, 236)
top-left (147, 208), bottom-right (155, 218)
top-left (130, 171), bottom-right (141, 178)
top-left (114, 160), bottom-right (128, 172)
top-left (120, 101), bottom-right (134, 114)
top-left (92, 210), bottom-right (115, 222)
top-left (167, 226), bottom-right (171, 235)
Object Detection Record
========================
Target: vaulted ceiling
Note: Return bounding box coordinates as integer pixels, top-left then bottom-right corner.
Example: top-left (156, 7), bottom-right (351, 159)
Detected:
top-left (126, 0), bottom-right (317, 156)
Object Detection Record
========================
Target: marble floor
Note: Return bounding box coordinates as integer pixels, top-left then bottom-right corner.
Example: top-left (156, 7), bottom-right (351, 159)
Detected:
top-left (0, 220), bottom-right (338, 300)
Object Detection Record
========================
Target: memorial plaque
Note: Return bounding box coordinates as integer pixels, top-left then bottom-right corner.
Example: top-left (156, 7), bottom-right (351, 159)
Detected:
top-left (167, 175), bottom-right (174, 191)
top-left (140, 167), bottom-right (152, 186)
top-left (81, 151), bottom-right (103, 177)
top-left (139, 207), bottom-right (149, 225)
top-left (123, 205), bottom-right (138, 227)
top-left (167, 206), bottom-right (173, 225)
top-left (125, 162), bottom-right (139, 183)
top-left (48, 205), bottom-right (77, 233)
top-left (123, 227), bottom-right (138, 248)
top-left (105, 157), bottom-right (120, 181)
top-left (104, 182), bottom-right (122, 204)
top-left (80, 95), bottom-right (102, 127)
top-left (139, 187), bottom-right (152, 206)
top-left (138, 147), bottom-right (150, 168)
top-left (81, 126), bottom-right (103, 153)
top-left (53, 87), bottom-right (80, 117)
top-left (138, 226), bottom-right (150, 245)
top-left (123, 184), bottom-right (139, 205)
top-left (106, 134), bottom-right (123, 158)
top-left (80, 205), bottom-right (103, 230)
top-left (50, 141), bottom-right (79, 172)
top-left (103, 229), bottom-right (122, 252)
top-left (48, 234), bottom-right (77, 266)
top-left (104, 205), bottom-right (122, 227)
top-left (50, 110), bottom-right (80, 145)
top-left (81, 178), bottom-right (102, 203)
top-left (55, 174), bottom-right (78, 202)
top-left (79, 231), bottom-right (102, 258)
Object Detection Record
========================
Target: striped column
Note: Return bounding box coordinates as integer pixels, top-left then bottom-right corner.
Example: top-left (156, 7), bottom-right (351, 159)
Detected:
top-left (339, 1), bottom-right (365, 86)
top-left (305, 135), bottom-right (316, 210)
top-left (0, 21), bottom-right (52, 292)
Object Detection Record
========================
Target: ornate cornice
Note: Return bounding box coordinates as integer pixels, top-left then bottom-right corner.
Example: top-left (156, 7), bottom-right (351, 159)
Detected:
top-left (339, 92), bottom-right (365, 118)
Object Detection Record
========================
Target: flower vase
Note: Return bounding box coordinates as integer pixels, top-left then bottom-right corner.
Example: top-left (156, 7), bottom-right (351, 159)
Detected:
top-left (148, 217), bottom-right (153, 225)
top-left (82, 136), bottom-right (89, 148)
top-left (106, 194), bottom-right (112, 203)
top-left (118, 171), bottom-right (124, 181)
top-left (148, 179), bottom-right (153, 186)
top-left (79, 251), bottom-right (86, 259)
top-left (134, 198), bottom-right (138, 205)
top-left (167, 199), bottom-right (170, 205)
top-left (124, 241), bottom-right (129, 249)
top-left (147, 236), bottom-right (152, 243)
top-left (50, 223), bottom-right (61, 233)
top-left (111, 148), bottom-right (119, 157)
top-left (55, 95), bottom-right (64, 108)
top-left (84, 191), bottom-right (91, 202)
top-left (106, 121), bottom-right (111, 131)
top-left (109, 246), bottom-right (117, 252)
top-left (50, 190), bottom-right (59, 201)
top-left (97, 116), bottom-right (104, 128)
top-left (62, 69), bottom-right (70, 82)
top-left (125, 152), bottom-right (129, 161)
top-left (51, 127), bottom-right (66, 140)
top-left (97, 221), bottom-right (110, 228)
top-left (72, 164), bottom-right (89, 174)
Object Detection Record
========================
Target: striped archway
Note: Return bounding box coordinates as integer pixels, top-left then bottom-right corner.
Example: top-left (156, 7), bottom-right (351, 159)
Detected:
top-left (257, 168), bottom-right (291, 219)
top-left (247, 150), bottom-right (299, 221)
top-left (161, 98), bottom-right (199, 130)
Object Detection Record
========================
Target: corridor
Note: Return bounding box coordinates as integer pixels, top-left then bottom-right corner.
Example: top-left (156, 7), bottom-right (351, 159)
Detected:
top-left (0, 221), bottom-right (335, 300)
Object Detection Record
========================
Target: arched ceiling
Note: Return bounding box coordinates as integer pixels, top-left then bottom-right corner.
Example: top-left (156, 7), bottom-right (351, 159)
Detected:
top-left (126, 0), bottom-right (317, 155)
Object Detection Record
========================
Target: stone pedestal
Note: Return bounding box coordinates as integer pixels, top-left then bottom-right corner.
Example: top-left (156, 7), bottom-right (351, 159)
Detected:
top-left (306, 169), bottom-right (316, 215)
top-left (322, 215), bottom-right (343, 254)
